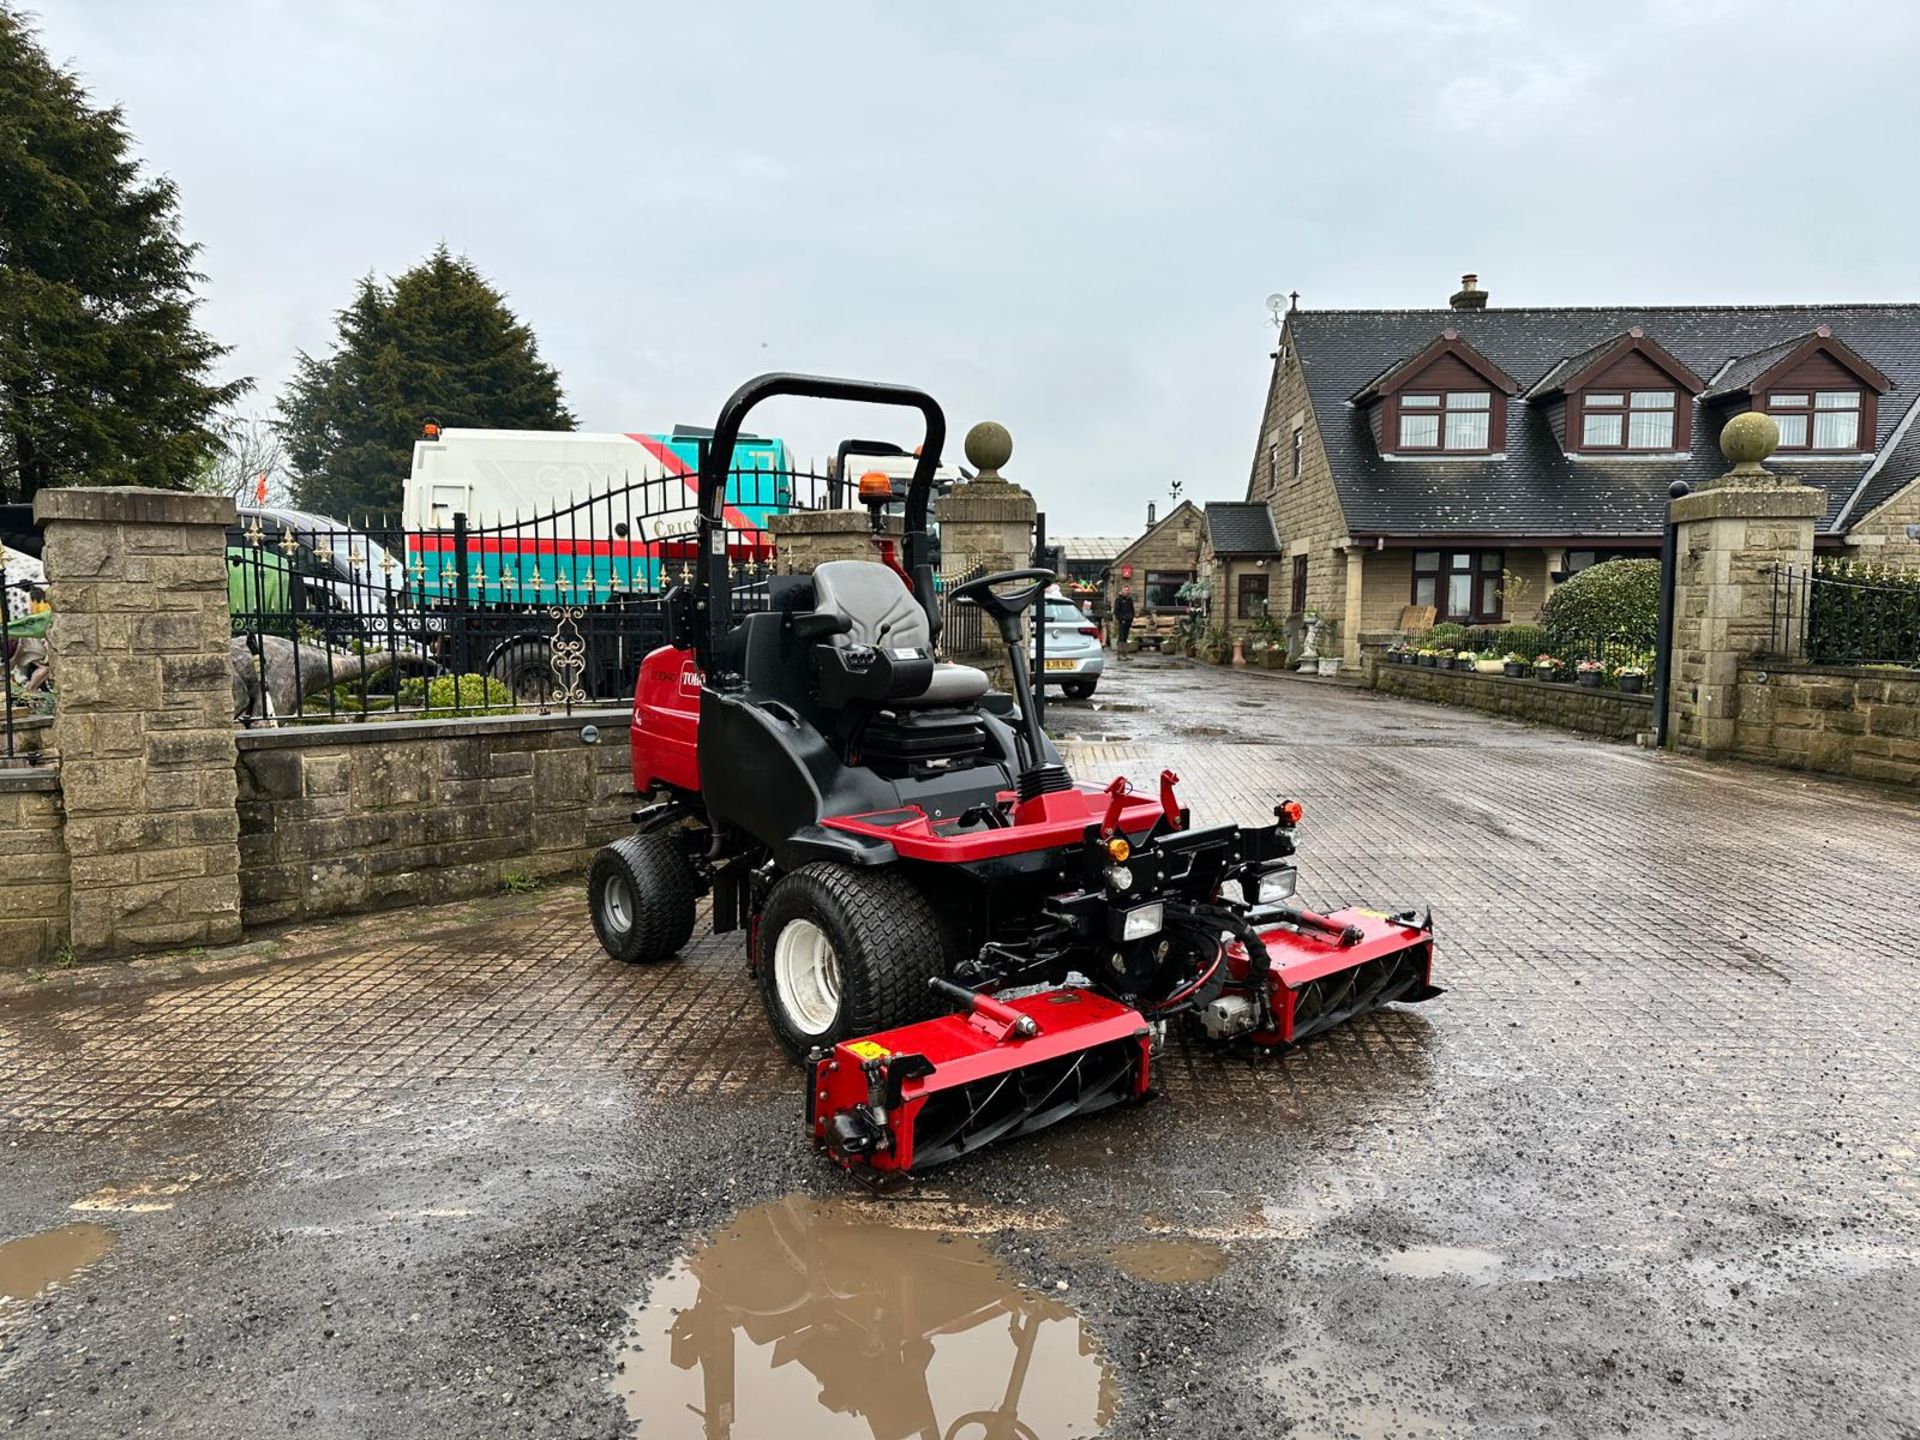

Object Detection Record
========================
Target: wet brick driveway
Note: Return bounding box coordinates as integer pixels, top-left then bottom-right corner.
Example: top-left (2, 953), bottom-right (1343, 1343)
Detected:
top-left (2, 655), bottom-right (1917, 1437)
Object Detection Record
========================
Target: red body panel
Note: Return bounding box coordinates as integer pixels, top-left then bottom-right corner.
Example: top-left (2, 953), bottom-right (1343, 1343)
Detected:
top-left (820, 785), bottom-right (1168, 863)
top-left (1227, 908), bottom-right (1436, 1044)
top-left (812, 989), bottom-right (1152, 1174)
top-left (630, 644), bottom-right (702, 794)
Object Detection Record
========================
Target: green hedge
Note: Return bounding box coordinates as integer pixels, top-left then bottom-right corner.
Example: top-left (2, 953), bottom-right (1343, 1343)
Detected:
top-left (1542, 559), bottom-right (1660, 644)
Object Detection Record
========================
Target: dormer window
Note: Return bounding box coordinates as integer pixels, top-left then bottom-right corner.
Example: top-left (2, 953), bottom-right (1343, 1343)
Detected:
top-left (1527, 328), bottom-right (1703, 457)
top-left (1702, 326), bottom-right (1888, 456)
top-left (1580, 390), bottom-right (1677, 450)
top-left (1398, 391), bottom-right (1491, 451)
top-left (1348, 329), bottom-right (1518, 460)
top-left (1763, 390), bottom-right (1861, 451)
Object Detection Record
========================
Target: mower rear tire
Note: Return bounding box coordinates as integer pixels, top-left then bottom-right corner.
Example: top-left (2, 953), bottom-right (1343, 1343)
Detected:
top-left (756, 864), bottom-right (948, 1062)
top-left (589, 834), bottom-right (697, 965)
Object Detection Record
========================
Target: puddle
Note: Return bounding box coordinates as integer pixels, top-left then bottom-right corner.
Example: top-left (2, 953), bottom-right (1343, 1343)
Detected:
top-left (0, 1223), bottom-right (114, 1317)
top-left (1380, 1245), bottom-right (1503, 1284)
top-left (1106, 1238), bottom-right (1228, 1284)
top-left (612, 1195), bottom-right (1114, 1439)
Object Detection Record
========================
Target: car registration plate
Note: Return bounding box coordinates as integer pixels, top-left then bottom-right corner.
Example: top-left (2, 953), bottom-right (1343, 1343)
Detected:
top-left (1044, 659), bottom-right (1078, 672)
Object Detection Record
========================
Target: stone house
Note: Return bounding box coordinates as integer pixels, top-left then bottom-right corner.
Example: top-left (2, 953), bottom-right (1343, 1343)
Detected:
top-left (1247, 275), bottom-right (1920, 660)
top-left (1198, 502), bottom-right (1283, 636)
top-left (1103, 500), bottom-right (1204, 619)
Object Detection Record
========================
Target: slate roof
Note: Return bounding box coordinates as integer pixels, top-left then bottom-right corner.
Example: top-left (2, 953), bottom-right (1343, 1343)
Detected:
top-left (1698, 332), bottom-right (1814, 400)
top-left (1204, 502), bottom-right (1283, 556)
top-left (1287, 304), bottom-right (1920, 537)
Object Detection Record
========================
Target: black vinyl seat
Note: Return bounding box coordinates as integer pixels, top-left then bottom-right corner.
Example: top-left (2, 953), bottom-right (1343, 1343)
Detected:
top-left (808, 561), bottom-right (990, 707)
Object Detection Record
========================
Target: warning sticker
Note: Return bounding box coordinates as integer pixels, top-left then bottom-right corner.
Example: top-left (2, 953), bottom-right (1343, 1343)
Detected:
top-left (844, 1040), bottom-right (892, 1061)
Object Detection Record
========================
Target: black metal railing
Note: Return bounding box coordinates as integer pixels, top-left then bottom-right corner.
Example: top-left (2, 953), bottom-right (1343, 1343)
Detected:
top-left (939, 563), bottom-right (989, 659)
top-left (1772, 563), bottom-right (1920, 667)
top-left (225, 462), bottom-right (844, 725)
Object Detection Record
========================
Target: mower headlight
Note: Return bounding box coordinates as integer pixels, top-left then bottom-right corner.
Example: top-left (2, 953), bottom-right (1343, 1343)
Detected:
top-left (1105, 864), bottom-right (1133, 893)
top-left (1118, 902), bottom-right (1164, 942)
top-left (1256, 867), bottom-right (1299, 904)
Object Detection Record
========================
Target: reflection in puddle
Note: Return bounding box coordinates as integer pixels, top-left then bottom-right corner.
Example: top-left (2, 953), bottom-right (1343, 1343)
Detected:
top-left (613, 1196), bottom-right (1114, 1439)
top-left (0, 1223), bottom-right (114, 1318)
top-left (1381, 1246), bottom-right (1502, 1284)
top-left (1107, 1238), bottom-right (1227, 1284)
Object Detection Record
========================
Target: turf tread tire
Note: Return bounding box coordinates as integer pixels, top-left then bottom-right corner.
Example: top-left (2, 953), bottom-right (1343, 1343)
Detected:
top-left (589, 834), bottom-right (698, 964)
top-left (756, 863), bottom-right (949, 1063)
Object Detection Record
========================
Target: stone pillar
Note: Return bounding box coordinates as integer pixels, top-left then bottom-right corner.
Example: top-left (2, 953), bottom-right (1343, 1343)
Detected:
top-left (1342, 548), bottom-right (1365, 664)
top-left (35, 488), bottom-right (243, 957)
top-left (934, 422), bottom-right (1037, 688)
top-left (1667, 413), bottom-right (1821, 754)
top-left (768, 508), bottom-right (898, 575)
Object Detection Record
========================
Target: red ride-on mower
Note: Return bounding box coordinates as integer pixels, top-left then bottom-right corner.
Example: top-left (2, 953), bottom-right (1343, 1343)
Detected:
top-left (588, 373), bottom-right (1440, 1180)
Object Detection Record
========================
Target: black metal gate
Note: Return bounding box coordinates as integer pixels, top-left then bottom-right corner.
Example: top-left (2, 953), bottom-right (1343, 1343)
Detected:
top-left (225, 462), bottom-right (837, 724)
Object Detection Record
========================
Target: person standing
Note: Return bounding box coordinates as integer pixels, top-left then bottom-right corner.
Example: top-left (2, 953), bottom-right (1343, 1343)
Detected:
top-left (1112, 589), bottom-right (1135, 650)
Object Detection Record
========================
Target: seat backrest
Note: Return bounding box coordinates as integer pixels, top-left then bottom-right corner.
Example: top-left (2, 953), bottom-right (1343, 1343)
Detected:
top-left (809, 561), bottom-right (931, 650)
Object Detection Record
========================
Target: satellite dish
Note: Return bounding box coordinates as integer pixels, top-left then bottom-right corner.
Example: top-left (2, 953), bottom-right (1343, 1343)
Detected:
top-left (1266, 293), bottom-right (1287, 317)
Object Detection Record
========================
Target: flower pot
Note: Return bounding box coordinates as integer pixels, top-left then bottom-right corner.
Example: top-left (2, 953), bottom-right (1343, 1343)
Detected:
top-left (1261, 649), bottom-right (1287, 670)
top-left (1577, 671), bottom-right (1602, 688)
top-left (1618, 673), bottom-right (1645, 694)
top-left (1503, 661), bottom-right (1525, 678)
top-left (1317, 657), bottom-right (1342, 677)
top-left (1474, 659), bottom-right (1505, 675)
top-left (1533, 666), bottom-right (1555, 682)
top-left (1419, 654), bottom-right (1437, 668)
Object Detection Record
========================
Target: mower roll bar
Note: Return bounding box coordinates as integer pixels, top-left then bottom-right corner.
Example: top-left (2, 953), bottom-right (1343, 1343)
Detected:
top-left (696, 372), bottom-right (947, 678)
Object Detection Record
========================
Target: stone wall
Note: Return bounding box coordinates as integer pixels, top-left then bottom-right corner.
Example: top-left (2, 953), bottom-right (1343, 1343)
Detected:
top-left (1245, 344), bottom-right (1350, 625)
top-left (1841, 472), bottom-right (1920, 569)
top-left (1730, 662), bottom-right (1920, 787)
top-left (235, 709), bottom-right (634, 926)
top-left (0, 770), bottom-right (70, 967)
top-left (1370, 660), bottom-right (1654, 742)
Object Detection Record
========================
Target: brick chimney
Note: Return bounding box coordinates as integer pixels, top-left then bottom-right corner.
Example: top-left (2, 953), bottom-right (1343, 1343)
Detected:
top-left (1449, 273), bottom-right (1488, 311)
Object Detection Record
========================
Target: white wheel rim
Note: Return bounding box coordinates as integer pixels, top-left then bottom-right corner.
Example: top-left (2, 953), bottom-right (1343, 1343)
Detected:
top-left (773, 918), bottom-right (842, 1035)
top-left (603, 874), bottom-right (634, 932)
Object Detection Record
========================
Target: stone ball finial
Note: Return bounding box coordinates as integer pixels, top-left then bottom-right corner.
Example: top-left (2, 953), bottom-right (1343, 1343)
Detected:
top-left (964, 420), bottom-right (1012, 478)
top-left (1719, 410), bottom-right (1779, 473)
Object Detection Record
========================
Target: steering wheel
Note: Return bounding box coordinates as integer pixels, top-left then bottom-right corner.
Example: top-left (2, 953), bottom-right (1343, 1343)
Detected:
top-left (947, 568), bottom-right (1056, 623)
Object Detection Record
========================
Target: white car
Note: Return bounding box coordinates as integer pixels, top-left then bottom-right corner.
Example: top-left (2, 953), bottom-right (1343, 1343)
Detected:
top-left (1034, 589), bottom-right (1104, 699)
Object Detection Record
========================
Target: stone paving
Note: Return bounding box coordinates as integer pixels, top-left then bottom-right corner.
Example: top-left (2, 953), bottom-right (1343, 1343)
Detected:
top-left (7, 656), bottom-right (1916, 1195)
top-left (2, 655), bottom-right (1917, 1437)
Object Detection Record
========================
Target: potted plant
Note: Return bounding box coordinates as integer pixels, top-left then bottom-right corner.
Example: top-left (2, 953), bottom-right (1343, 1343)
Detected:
top-left (1454, 649), bottom-right (1477, 672)
top-left (1474, 650), bottom-right (1506, 675)
top-left (1617, 664), bottom-right (1647, 694)
top-left (1501, 651), bottom-right (1527, 678)
top-left (1576, 658), bottom-right (1605, 688)
top-left (1533, 653), bottom-right (1561, 681)
top-left (1418, 648), bottom-right (1439, 668)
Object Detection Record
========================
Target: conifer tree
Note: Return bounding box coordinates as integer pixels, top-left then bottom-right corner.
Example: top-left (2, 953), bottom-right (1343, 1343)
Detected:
top-left (278, 246), bottom-right (574, 516)
top-left (0, 7), bottom-right (244, 503)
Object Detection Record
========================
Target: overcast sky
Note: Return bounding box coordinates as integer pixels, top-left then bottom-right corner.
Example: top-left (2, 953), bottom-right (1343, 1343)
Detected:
top-left (32, 0), bottom-right (1920, 532)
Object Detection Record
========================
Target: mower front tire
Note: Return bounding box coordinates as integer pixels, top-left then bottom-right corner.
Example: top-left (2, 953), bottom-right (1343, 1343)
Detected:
top-left (757, 863), bottom-right (948, 1063)
top-left (589, 834), bottom-right (698, 964)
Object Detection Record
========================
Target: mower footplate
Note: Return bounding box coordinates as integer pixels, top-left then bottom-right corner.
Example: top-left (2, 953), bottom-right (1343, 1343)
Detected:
top-left (1239, 908), bottom-right (1439, 1046)
top-left (810, 990), bottom-right (1152, 1178)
